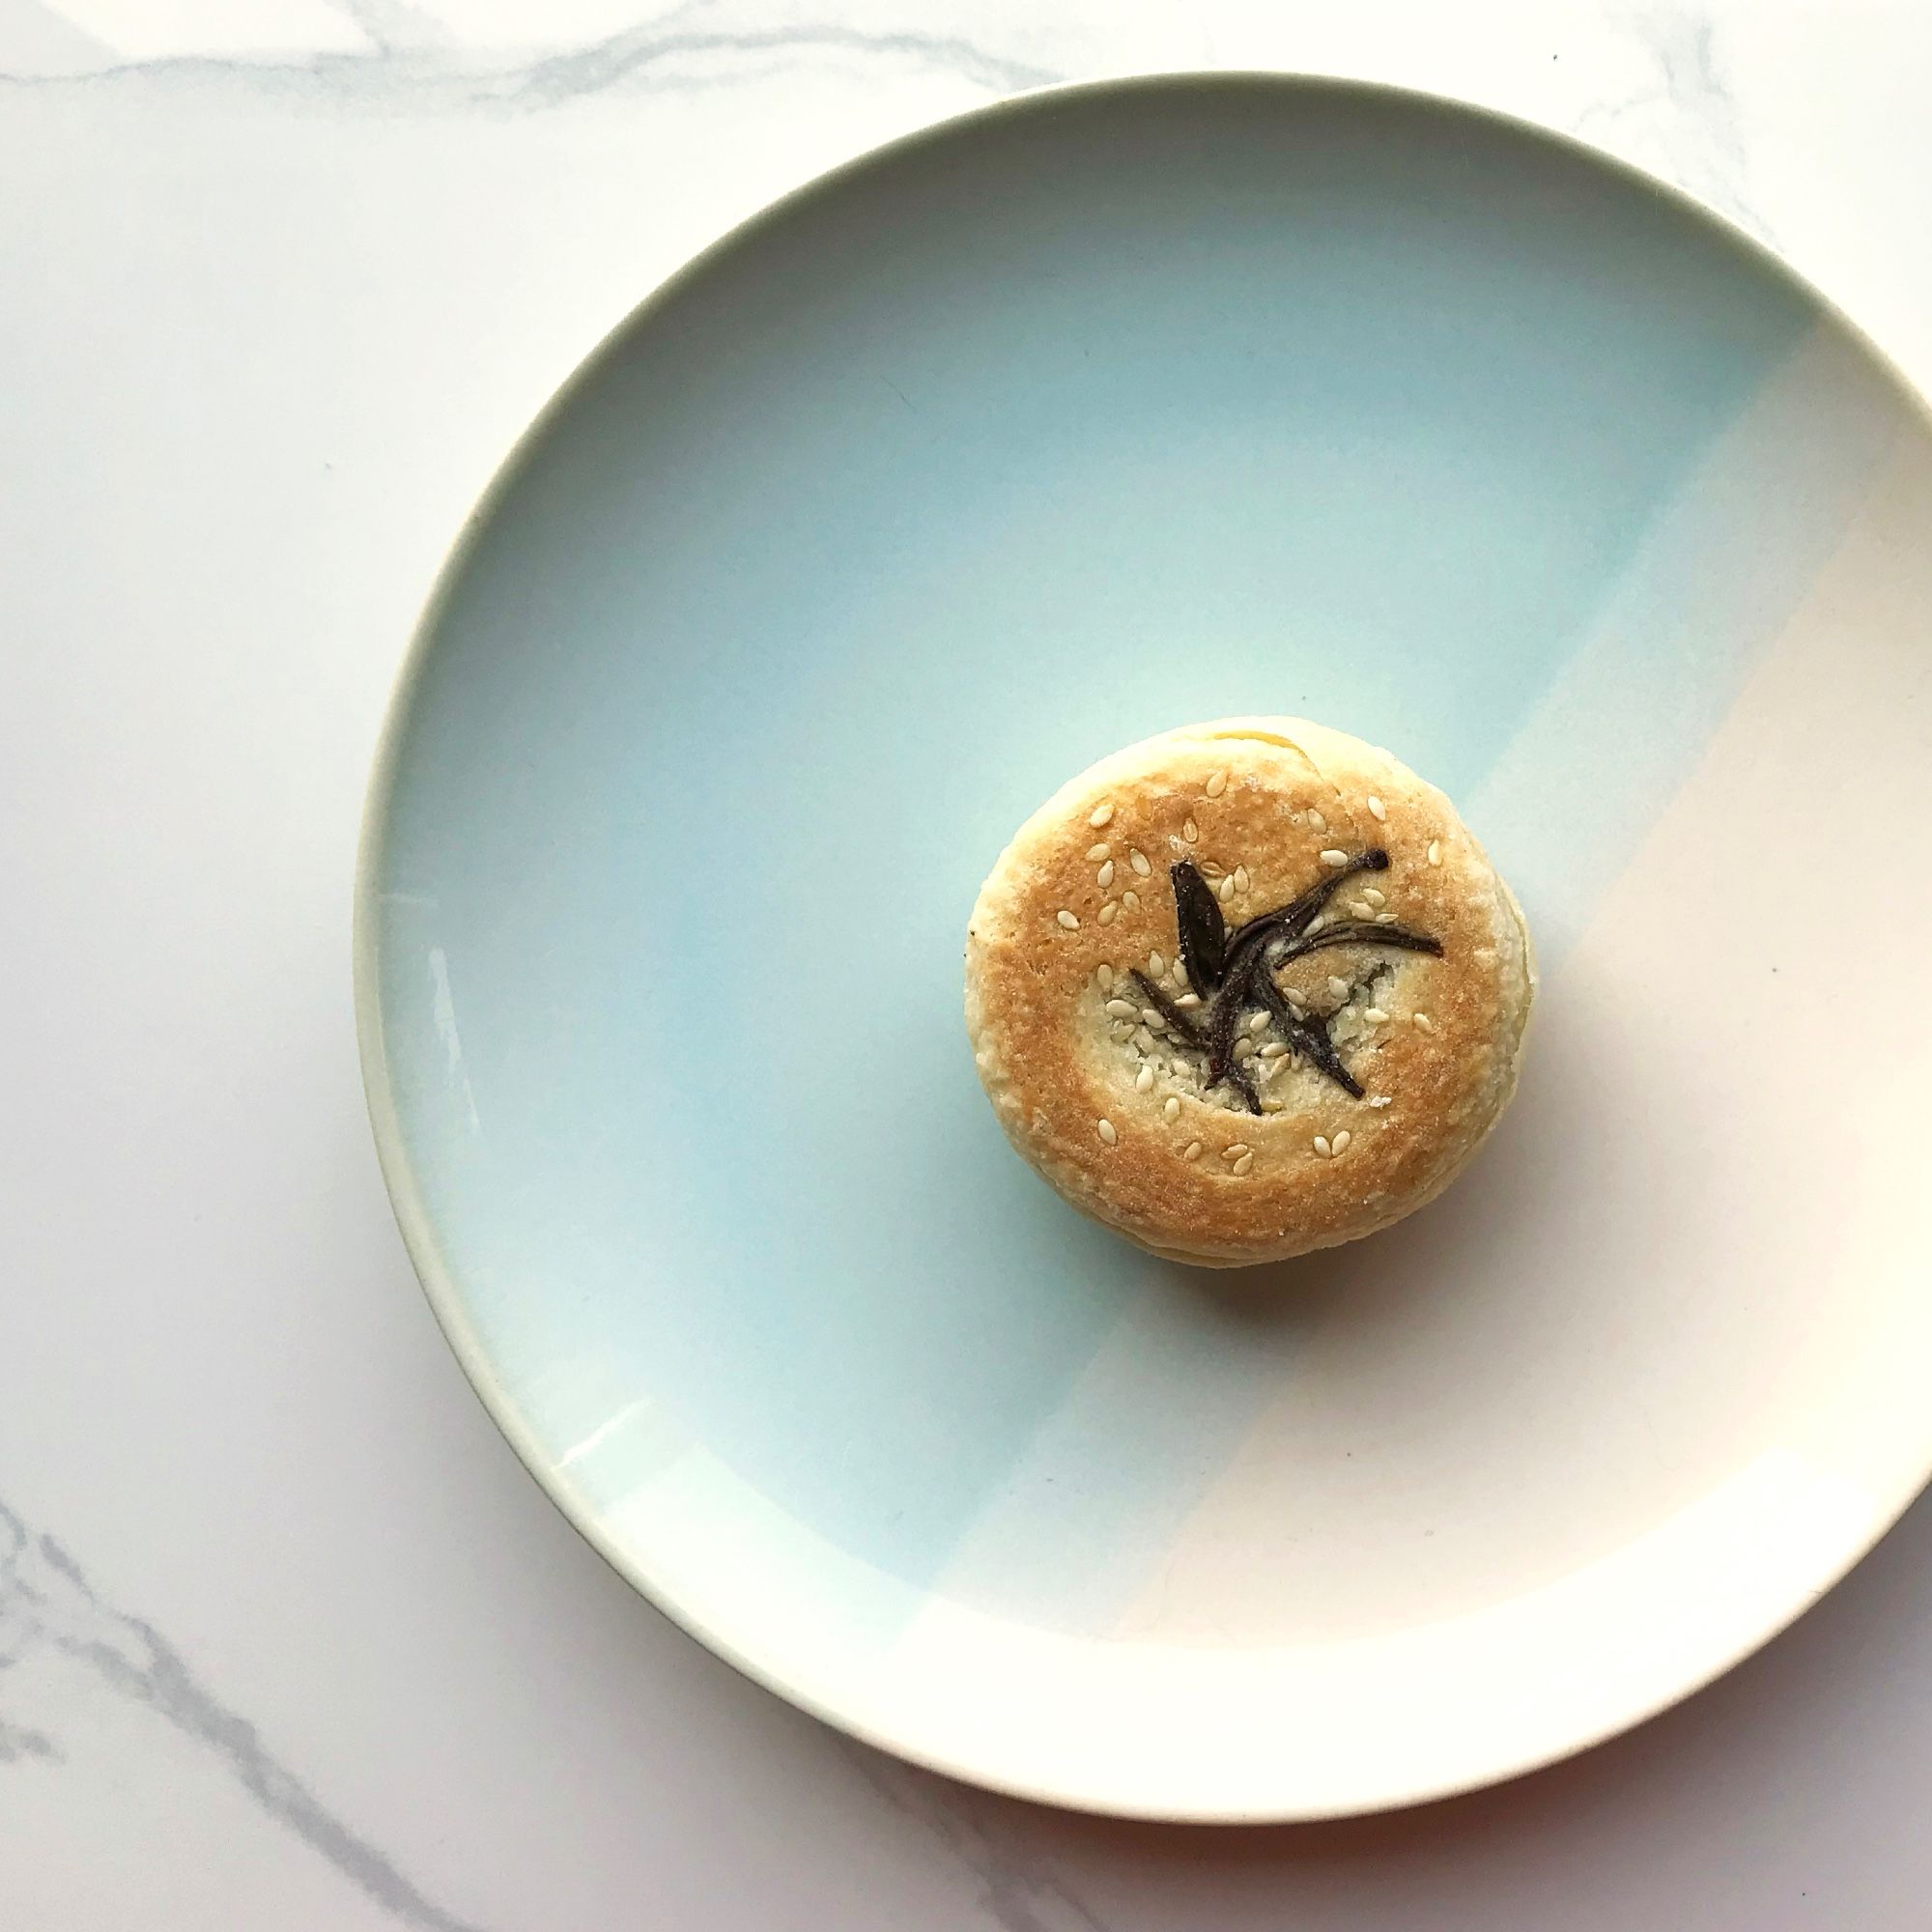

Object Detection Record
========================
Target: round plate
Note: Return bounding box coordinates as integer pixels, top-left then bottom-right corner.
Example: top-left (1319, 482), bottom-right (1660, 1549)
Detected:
top-left (357, 74), bottom-right (1932, 1821)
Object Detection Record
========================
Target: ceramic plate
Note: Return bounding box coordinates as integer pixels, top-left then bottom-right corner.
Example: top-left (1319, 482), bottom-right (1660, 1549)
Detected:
top-left (357, 74), bottom-right (1932, 1820)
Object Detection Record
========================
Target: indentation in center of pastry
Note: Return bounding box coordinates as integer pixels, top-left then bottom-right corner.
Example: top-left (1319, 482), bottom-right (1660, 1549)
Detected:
top-left (1102, 849), bottom-right (1442, 1117)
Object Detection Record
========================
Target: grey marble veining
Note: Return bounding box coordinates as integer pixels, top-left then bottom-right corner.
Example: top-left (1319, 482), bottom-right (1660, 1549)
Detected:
top-left (507, 22), bottom-right (1053, 105)
top-left (0, 1468), bottom-right (1122, 1932)
top-left (0, 0), bottom-right (1083, 97)
top-left (1573, 2), bottom-right (1770, 240)
top-left (0, 1492), bottom-right (491, 1917)
top-left (0, 0), bottom-right (1772, 251)
top-left (845, 1746), bottom-right (1111, 1932)
top-left (1, 1495), bottom-right (490, 1932)
top-left (0, 0), bottom-right (1772, 257)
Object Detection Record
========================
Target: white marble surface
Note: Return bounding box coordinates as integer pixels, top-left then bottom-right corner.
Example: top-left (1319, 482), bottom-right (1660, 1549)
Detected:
top-left (5, 3), bottom-right (1932, 1925)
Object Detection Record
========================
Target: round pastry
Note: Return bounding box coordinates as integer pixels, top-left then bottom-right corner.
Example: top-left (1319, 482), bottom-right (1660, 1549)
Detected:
top-left (963, 718), bottom-right (1535, 1266)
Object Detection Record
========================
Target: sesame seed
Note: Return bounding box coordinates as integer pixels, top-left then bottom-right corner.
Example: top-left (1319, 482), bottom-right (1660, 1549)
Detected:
top-left (1099, 902), bottom-right (1118, 924)
top-left (1234, 1037), bottom-right (1256, 1061)
top-left (1199, 860), bottom-right (1223, 878)
top-left (1363, 1008), bottom-right (1389, 1024)
top-left (1305, 914), bottom-right (1326, 933)
top-left (1134, 1027), bottom-right (1155, 1051)
top-left (1206, 771), bottom-right (1227, 798)
top-left (1261, 1041), bottom-right (1289, 1059)
top-left (1086, 842), bottom-right (1111, 862)
top-left (1235, 866), bottom-right (1250, 894)
top-left (1097, 1117), bottom-right (1118, 1144)
top-left (1105, 998), bottom-right (1138, 1018)
top-left (1309, 810), bottom-right (1326, 833)
top-left (1110, 1021), bottom-right (1134, 1042)
top-left (1224, 1143), bottom-right (1251, 1160)
top-left (1057, 909), bottom-right (1080, 929)
top-left (1149, 951), bottom-right (1166, 978)
top-left (1364, 887), bottom-right (1385, 907)
top-left (1129, 848), bottom-right (1151, 876)
top-left (1172, 961), bottom-right (1190, 988)
top-left (1376, 911), bottom-right (1398, 924)
top-left (1367, 795), bottom-right (1386, 821)
top-left (1182, 818), bottom-right (1199, 842)
top-left (1176, 992), bottom-right (1202, 1009)
top-left (1248, 1011), bottom-right (1268, 1034)
top-left (1413, 1012), bottom-right (1435, 1033)
top-left (1217, 875), bottom-right (1236, 902)
top-left (1321, 849), bottom-right (1348, 867)
top-left (1122, 889), bottom-right (1140, 911)
top-left (1331, 1129), bottom-right (1351, 1155)
top-left (1327, 975), bottom-right (1349, 1001)
top-left (1136, 1065), bottom-right (1154, 1094)
top-left (1095, 963), bottom-right (1114, 991)
top-left (1285, 988), bottom-right (1307, 1011)
top-left (1096, 860), bottom-right (1116, 888)
top-left (1428, 840), bottom-right (1441, 867)
top-left (1089, 803), bottom-right (1114, 828)
top-left (1164, 1096), bottom-right (1180, 1122)
top-left (1313, 1135), bottom-right (1332, 1157)
top-left (1263, 1095), bottom-right (1286, 1113)
top-left (1349, 899), bottom-right (1372, 919)
top-left (1182, 1140), bottom-right (1203, 1161)
top-left (1140, 1008), bottom-right (1165, 1029)
top-left (1233, 1151), bottom-right (1255, 1176)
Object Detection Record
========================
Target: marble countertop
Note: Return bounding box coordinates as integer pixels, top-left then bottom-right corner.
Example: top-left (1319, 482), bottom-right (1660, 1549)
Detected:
top-left (5, 3), bottom-right (1932, 1925)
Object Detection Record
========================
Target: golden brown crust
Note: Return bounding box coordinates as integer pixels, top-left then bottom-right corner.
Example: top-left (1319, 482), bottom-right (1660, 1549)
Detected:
top-left (964, 718), bottom-right (1535, 1266)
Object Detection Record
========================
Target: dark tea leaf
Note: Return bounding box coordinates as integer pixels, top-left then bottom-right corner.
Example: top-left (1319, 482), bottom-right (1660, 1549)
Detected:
top-left (1171, 862), bottom-right (1228, 992)
top-left (1138, 847), bottom-right (1442, 1115)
